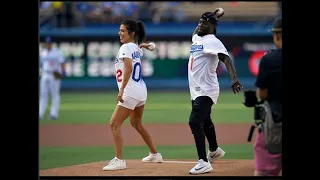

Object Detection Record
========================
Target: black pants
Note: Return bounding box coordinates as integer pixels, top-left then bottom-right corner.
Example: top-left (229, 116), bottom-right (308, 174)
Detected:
top-left (189, 96), bottom-right (219, 161)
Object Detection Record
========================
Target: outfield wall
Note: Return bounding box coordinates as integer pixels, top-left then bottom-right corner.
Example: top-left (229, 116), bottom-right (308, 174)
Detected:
top-left (40, 23), bottom-right (274, 90)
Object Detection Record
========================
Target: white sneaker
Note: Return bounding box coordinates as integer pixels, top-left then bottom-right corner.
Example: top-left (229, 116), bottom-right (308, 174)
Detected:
top-left (207, 147), bottom-right (226, 163)
top-left (189, 159), bottom-right (213, 175)
top-left (102, 157), bottom-right (127, 171)
top-left (142, 152), bottom-right (163, 163)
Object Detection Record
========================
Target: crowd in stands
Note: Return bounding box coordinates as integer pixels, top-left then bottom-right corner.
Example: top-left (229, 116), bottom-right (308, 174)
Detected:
top-left (40, 1), bottom-right (281, 28)
top-left (40, 1), bottom-right (186, 28)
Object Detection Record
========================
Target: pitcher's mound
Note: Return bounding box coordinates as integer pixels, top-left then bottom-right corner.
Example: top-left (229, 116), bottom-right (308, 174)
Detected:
top-left (40, 159), bottom-right (255, 176)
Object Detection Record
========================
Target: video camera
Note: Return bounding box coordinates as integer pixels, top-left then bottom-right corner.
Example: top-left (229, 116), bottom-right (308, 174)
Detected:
top-left (243, 90), bottom-right (266, 142)
top-left (243, 90), bottom-right (266, 125)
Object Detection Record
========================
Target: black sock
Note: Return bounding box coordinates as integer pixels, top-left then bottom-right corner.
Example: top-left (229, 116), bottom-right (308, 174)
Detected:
top-left (204, 119), bottom-right (218, 152)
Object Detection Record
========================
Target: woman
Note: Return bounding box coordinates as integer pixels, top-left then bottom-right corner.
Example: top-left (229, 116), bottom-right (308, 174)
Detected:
top-left (103, 20), bottom-right (163, 171)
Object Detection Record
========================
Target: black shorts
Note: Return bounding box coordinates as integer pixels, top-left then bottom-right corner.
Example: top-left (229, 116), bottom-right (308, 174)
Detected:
top-left (190, 96), bottom-right (213, 123)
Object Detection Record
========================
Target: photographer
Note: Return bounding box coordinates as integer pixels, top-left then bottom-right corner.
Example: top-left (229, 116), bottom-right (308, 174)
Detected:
top-left (253, 16), bottom-right (282, 176)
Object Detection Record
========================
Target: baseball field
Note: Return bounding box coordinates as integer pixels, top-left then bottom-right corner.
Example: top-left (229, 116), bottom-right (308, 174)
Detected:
top-left (40, 91), bottom-right (258, 176)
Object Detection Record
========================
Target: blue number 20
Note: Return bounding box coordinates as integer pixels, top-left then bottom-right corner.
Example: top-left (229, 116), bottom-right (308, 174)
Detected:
top-left (132, 62), bottom-right (142, 82)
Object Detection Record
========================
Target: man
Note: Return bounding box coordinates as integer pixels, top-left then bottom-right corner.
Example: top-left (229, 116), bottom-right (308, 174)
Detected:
top-left (39, 37), bottom-right (66, 120)
top-left (188, 8), bottom-right (243, 175)
top-left (254, 16), bottom-right (282, 176)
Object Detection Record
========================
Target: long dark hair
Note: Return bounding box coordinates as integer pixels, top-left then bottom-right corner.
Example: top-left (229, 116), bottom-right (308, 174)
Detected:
top-left (121, 20), bottom-right (146, 45)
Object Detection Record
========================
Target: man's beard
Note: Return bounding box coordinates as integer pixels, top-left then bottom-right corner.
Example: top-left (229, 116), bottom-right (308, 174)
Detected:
top-left (198, 28), bottom-right (216, 36)
top-left (197, 30), bottom-right (207, 36)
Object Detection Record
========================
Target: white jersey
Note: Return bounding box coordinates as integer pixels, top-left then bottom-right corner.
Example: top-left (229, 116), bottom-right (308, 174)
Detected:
top-left (40, 47), bottom-right (65, 75)
top-left (188, 34), bottom-right (229, 104)
top-left (114, 42), bottom-right (147, 101)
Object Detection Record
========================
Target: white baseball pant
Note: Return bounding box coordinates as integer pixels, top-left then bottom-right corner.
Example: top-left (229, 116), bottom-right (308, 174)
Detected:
top-left (39, 72), bottom-right (61, 118)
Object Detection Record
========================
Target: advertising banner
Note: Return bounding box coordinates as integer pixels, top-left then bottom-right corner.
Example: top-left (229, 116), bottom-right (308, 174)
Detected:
top-left (39, 35), bottom-right (275, 81)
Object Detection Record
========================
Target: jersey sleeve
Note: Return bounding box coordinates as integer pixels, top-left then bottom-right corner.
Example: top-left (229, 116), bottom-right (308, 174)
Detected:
top-left (118, 44), bottom-right (132, 60)
top-left (40, 51), bottom-right (46, 67)
top-left (192, 34), bottom-right (199, 43)
top-left (203, 39), bottom-right (229, 56)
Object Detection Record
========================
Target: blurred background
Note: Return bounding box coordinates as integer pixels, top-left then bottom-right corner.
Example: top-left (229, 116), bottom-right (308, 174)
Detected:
top-left (39, 1), bottom-right (281, 91)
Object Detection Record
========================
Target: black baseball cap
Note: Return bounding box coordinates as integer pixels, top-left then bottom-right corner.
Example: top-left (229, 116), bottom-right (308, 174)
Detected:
top-left (201, 12), bottom-right (219, 25)
top-left (44, 36), bottom-right (52, 43)
top-left (269, 16), bottom-right (282, 32)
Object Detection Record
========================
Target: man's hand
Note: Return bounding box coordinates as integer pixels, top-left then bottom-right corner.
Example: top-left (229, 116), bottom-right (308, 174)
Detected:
top-left (117, 88), bottom-right (124, 103)
top-left (53, 70), bottom-right (67, 79)
top-left (53, 71), bottom-right (63, 79)
top-left (231, 78), bottom-right (243, 94)
top-left (218, 53), bottom-right (243, 94)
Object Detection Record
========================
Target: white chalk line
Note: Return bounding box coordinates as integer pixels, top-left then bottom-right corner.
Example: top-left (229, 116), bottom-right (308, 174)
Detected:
top-left (162, 160), bottom-right (197, 164)
top-left (161, 160), bottom-right (230, 164)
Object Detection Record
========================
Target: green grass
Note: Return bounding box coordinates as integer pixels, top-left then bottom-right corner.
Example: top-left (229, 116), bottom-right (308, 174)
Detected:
top-left (40, 144), bottom-right (254, 170)
top-left (40, 91), bottom-right (252, 124)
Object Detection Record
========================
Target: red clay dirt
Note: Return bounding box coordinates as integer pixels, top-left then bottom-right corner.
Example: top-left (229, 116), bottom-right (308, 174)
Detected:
top-left (40, 123), bottom-right (256, 146)
top-left (40, 159), bottom-right (255, 176)
top-left (40, 123), bottom-right (261, 176)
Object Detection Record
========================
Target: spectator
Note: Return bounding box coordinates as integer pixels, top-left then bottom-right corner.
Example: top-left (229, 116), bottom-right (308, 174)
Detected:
top-left (137, 2), bottom-right (152, 22)
top-left (124, 2), bottom-right (140, 20)
top-left (152, 2), bottom-right (185, 24)
top-left (40, 1), bottom-right (52, 9)
top-left (102, 2), bottom-right (113, 22)
top-left (111, 2), bottom-right (128, 23)
top-left (40, 2), bottom-right (54, 28)
top-left (52, 1), bottom-right (64, 27)
top-left (63, 2), bottom-right (74, 27)
top-left (80, 2), bottom-right (104, 24)
top-left (75, 2), bottom-right (89, 25)
top-left (278, 2), bottom-right (282, 16)
top-left (171, 2), bottom-right (185, 23)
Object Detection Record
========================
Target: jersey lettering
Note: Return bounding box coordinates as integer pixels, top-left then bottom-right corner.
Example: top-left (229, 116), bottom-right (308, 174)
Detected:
top-left (49, 61), bottom-right (55, 67)
top-left (116, 62), bottom-right (142, 82)
top-left (132, 62), bottom-right (142, 82)
top-left (190, 44), bottom-right (204, 54)
top-left (116, 69), bottom-right (122, 82)
top-left (132, 51), bottom-right (141, 59)
top-left (190, 56), bottom-right (194, 70)
top-left (114, 57), bottom-right (119, 64)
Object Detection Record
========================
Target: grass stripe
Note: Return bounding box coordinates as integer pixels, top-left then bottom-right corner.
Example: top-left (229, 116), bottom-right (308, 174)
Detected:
top-left (59, 103), bottom-right (247, 110)
top-left (40, 92), bottom-right (253, 124)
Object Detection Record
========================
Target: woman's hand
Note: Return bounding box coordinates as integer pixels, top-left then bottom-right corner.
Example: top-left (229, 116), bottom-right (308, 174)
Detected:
top-left (139, 43), bottom-right (155, 51)
top-left (117, 88), bottom-right (124, 103)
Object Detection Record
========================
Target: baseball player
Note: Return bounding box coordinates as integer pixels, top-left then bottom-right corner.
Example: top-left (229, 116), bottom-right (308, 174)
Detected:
top-left (39, 37), bottom-right (66, 120)
top-left (187, 8), bottom-right (243, 174)
top-left (102, 20), bottom-right (163, 171)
